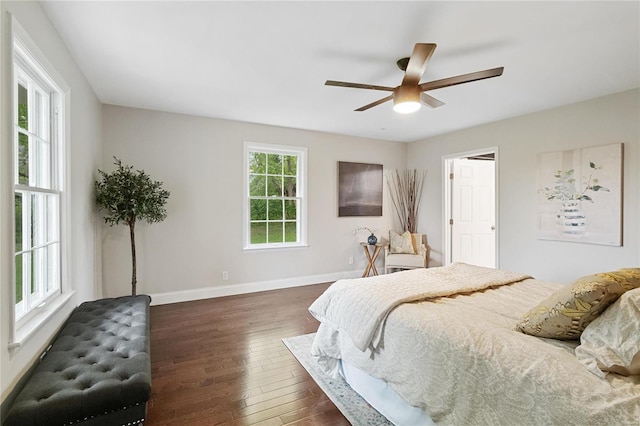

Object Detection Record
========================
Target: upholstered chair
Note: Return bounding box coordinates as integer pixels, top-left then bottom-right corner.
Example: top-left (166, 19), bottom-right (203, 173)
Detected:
top-left (385, 232), bottom-right (430, 274)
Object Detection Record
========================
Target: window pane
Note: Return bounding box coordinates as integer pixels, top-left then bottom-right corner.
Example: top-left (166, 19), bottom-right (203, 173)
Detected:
top-left (15, 192), bottom-right (23, 252)
top-left (18, 83), bottom-right (28, 130)
top-left (268, 222), bottom-right (283, 243)
top-left (32, 246), bottom-right (44, 296)
top-left (267, 153), bottom-right (282, 174)
top-left (14, 41), bottom-right (63, 319)
top-left (18, 132), bottom-right (29, 185)
top-left (46, 243), bottom-right (59, 293)
top-left (268, 199), bottom-right (283, 220)
top-left (283, 155), bottom-right (297, 176)
top-left (250, 199), bottom-right (267, 220)
top-left (283, 176), bottom-right (296, 197)
top-left (32, 192), bottom-right (59, 246)
top-left (249, 174), bottom-right (265, 197)
top-left (249, 152), bottom-right (266, 174)
top-left (35, 138), bottom-right (51, 189)
top-left (284, 200), bottom-right (297, 220)
top-left (47, 194), bottom-right (59, 242)
top-left (31, 193), bottom-right (44, 247)
top-left (34, 90), bottom-right (49, 140)
top-left (250, 222), bottom-right (267, 244)
top-left (267, 176), bottom-right (282, 196)
top-left (246, 144), bottom-right (305, 248)
top-left (30, 251), bottom-right (35, 294)
top-left (15, 254), bottom-right (23, 304)
top-left (284, 222), bottom-right (297, 243)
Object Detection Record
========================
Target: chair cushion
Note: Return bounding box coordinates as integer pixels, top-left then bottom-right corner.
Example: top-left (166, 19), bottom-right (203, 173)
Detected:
top-left (386, 253), bottom-right (425, 268)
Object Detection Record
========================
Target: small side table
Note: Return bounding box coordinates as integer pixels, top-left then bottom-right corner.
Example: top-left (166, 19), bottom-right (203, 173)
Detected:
top-left (360, 242), bottom-right (384, 277)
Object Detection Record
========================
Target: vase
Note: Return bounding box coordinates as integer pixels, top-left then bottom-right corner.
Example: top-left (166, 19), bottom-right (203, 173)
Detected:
top-left (367, 234), bottom-right (378, 245)
top-left (556, 201), bottom-right (586, 236)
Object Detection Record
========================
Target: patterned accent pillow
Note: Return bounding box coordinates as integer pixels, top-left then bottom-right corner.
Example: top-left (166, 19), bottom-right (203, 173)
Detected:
top-left (516, 268), bottom-right (640, 340)
top-left (389, 230), bottom-right (415, 254)
top-left (575, 287), bottom-right (640, 378)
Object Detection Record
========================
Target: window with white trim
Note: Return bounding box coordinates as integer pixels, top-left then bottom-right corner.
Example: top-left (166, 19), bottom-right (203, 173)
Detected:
top-left (245, 142), bottom-right (307, 249)
top-left (13, 38), bottom-right (64, 325)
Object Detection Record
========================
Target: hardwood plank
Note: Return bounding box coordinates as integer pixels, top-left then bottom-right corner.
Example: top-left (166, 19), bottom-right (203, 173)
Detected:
top-left (146, 283), bottom-right (349, 425)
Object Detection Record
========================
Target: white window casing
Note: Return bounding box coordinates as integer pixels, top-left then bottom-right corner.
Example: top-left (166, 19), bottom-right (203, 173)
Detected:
top-left (244, 142), bottom-right (308, 250)
top-left (9, 17), bottom-right (73, 352)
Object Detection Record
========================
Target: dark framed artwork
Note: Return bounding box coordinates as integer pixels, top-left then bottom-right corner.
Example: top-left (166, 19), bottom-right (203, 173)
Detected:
top-left (338, 161), bottom-right (383, 217)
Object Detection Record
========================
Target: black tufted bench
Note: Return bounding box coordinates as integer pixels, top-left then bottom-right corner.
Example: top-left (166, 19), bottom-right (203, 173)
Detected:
top-left (4, 295), bottom-right (152, 426)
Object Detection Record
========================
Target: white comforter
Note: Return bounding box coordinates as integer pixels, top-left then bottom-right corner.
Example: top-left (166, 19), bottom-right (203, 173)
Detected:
top-left (311, 265), bottom-right (640, 425)
top-left (309, 263), bottom-right (530, 352)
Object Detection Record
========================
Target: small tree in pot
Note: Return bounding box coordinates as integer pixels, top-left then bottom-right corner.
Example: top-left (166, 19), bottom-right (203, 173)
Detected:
top-left (95, 157), bottom-right (170, 296)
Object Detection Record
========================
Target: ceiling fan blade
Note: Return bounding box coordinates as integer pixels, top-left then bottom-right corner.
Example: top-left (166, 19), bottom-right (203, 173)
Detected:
top-left (402, 43), bottom-right (437, 86)
top-left (419, 67), bottom-right (504, 92)
top-left (420, 93), bottom-right (444, 108)
top-left (355, 95), bottom-right (393, 111)
top-left (325, 80), bottom-right (395, 92)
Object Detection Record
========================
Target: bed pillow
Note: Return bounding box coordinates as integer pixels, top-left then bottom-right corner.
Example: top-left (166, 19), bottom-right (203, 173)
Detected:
top-left (575, 287), bottom-right (640, 378)
top-left (389, 231), bottom-right (415, 254)
top-left (515, 268), bottom-right (640, 340)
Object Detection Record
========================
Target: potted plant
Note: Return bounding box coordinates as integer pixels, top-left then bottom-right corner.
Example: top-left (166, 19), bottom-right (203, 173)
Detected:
top-left (95, 157), bottom-right (170, 295)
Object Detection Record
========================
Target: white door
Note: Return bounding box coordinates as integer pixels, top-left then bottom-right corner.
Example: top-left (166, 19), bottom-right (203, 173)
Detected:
top-left (451, 158), bottom-right (496, 267)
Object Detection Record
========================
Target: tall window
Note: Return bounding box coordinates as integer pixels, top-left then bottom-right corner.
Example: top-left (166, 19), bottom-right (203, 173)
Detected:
top-left (245, 142), bottom-right (307, 249)
top-left (13, 39), bottom-right (64, 323)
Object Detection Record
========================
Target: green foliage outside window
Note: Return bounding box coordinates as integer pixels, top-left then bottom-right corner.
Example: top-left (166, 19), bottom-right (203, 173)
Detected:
top-left (248, 151), bottom-right (298, 244)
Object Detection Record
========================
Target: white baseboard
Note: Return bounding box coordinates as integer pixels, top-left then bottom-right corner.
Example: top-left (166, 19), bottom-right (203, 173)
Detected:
top-left (148, 270), bottom-right (361, 306)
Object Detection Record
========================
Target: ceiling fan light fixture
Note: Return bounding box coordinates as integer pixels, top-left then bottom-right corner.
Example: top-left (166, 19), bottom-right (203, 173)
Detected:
top-left (393, 85), bottom-right (421, 114)
top-left (393, 100), bottom-right (421, 114)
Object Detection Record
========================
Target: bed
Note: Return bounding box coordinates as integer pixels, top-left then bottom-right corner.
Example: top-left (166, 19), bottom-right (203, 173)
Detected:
top-left (309, 263), bottom-right (640, 425)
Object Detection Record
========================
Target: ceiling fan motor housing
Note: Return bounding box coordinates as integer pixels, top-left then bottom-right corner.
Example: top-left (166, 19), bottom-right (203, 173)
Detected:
top-left (393, 85), bottom-right (421, 104)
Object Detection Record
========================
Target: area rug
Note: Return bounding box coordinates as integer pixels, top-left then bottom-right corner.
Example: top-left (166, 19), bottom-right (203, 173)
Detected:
top-left (282, 333), bottom-right (392, 425)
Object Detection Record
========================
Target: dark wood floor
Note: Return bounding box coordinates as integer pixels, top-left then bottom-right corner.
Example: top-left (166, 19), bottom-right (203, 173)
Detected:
top-left (146, 283), bottom-right (350, 425)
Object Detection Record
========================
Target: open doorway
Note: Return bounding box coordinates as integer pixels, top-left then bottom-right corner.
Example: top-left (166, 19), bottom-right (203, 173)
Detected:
top-left (443, 148), bottom-right (498, 268)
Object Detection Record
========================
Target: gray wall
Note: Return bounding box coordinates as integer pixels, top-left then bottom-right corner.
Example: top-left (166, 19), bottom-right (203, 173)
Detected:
top-left (408, 89), bottom-right (639, 282)
top-left (101, 105), bottom-right (406, 301)
top-left (1, 1), bottom-right (102, 403)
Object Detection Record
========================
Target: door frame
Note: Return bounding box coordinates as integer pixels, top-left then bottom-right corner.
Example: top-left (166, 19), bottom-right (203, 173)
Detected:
top-left (442, 147), bottom-right (500, 267)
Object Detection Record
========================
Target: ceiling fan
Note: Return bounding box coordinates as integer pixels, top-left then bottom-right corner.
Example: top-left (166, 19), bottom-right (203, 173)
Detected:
top-left (325, 43), bottom-right (504, 113)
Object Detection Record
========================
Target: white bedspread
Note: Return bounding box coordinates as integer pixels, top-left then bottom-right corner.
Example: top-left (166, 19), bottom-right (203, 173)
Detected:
top-left (311, 268), bottom-right (640, 425)
top-left (309, 263), bottom-right (530, 352)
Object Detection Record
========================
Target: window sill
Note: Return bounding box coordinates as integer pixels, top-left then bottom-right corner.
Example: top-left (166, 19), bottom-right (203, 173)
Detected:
top-left (244, 243), bottom-right (310, 251)
top-left (9, 291), bottom-right (75, 355)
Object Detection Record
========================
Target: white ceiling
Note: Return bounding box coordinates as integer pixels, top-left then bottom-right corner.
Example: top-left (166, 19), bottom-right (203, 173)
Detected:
top-left (41, 1), bottom-right (639, 143)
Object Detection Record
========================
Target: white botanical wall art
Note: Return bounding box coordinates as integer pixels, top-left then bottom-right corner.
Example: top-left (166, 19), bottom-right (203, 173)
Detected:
top-left (537, 143), bottom-right (623, 246)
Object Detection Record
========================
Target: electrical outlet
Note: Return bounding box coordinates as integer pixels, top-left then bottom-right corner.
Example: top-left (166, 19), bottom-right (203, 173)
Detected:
top-left (349, 256), bottom-right (354, 265)
top-left (222, 271), bottom-right (229, 280)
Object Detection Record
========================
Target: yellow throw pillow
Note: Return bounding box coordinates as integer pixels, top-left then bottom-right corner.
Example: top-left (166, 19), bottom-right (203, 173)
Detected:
top-left (516, 269), bottom-right (640, 340)
top-left (389, 230), bottom-right (415, 254)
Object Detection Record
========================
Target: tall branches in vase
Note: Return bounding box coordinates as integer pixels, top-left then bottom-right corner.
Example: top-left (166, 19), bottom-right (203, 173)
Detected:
top-left (387, 169), bottom-right (427, 233)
